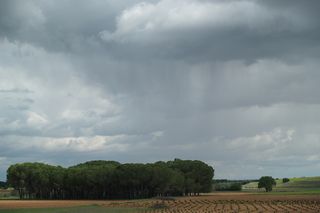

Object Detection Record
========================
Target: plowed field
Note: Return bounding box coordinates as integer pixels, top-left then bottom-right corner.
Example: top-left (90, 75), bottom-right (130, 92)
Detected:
top-left (1, 193), bottom-right (320, 212)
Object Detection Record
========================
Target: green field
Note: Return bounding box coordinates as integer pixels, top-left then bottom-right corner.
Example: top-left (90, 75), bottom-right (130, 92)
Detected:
top-left (242, 176), bottom-right (320, 194)
top-left (0, 206), bottom-right (145, 213)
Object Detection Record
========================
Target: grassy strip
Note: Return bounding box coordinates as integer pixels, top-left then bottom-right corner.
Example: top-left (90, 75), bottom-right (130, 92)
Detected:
top-left (253, 190), bottom-right (320, 195)
top-left (0, 197), bottom-right (19, 200)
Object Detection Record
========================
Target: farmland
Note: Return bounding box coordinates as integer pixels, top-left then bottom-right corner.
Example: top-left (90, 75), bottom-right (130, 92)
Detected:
top-left (2, 163), bottom-right (320, 212)
top-left (1, 177), bottom-right (320, 212)
top-left (1, 193), bottom-right (320, 212)
top-left (242, 176), bottom-right (320, 194)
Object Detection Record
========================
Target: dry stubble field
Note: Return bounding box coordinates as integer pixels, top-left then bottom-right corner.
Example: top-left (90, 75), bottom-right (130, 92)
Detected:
top-left (1, 193), bottom-right (320, 212)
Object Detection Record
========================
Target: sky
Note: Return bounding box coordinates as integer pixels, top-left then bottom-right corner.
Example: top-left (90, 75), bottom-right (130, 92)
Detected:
top-left (0, 0), bottom-right (320, 180)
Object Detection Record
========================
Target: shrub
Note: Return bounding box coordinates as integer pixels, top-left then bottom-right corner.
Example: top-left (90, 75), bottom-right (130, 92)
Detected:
top-left (282, 178), bottom-right (290, 183)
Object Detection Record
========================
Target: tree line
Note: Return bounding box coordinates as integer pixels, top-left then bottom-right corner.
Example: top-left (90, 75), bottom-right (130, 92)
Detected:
top-left (212, 179), bottom-right (256, 192)
top-left (7, 159), bottom-right (214, 200)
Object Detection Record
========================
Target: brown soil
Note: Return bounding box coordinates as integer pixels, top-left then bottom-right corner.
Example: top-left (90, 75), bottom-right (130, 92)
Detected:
top-left (1, 193), bottom-right (320, 212)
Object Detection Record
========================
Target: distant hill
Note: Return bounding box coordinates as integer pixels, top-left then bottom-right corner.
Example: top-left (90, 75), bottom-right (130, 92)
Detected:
top-left (242, 176), bottom-right (320, 194)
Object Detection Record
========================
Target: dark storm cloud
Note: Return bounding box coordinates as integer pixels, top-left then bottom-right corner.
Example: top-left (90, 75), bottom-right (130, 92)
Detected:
top-left (1, 0), bottom-right (320, 180)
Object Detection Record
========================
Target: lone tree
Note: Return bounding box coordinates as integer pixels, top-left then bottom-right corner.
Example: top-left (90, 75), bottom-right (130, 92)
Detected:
top-left (258, 176), bottom-right (276, 192)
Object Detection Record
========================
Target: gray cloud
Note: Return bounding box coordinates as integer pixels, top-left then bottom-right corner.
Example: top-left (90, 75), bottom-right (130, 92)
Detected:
top-left (0, 0), bottom-right (320, 180)
top-left (98, 0), bottom-right (320, 62)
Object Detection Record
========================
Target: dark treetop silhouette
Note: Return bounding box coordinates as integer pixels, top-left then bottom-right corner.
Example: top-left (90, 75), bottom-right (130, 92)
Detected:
top-left (7, 159), bottom-right (214, 199)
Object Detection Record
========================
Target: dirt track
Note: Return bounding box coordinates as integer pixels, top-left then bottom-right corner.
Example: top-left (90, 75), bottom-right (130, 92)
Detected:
top-left (1, 193), bottom-right (320, 212)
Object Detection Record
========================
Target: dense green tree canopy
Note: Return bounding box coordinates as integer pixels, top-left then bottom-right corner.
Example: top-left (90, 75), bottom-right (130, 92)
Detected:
top-left (7, 159), bottom-right (214, 199)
